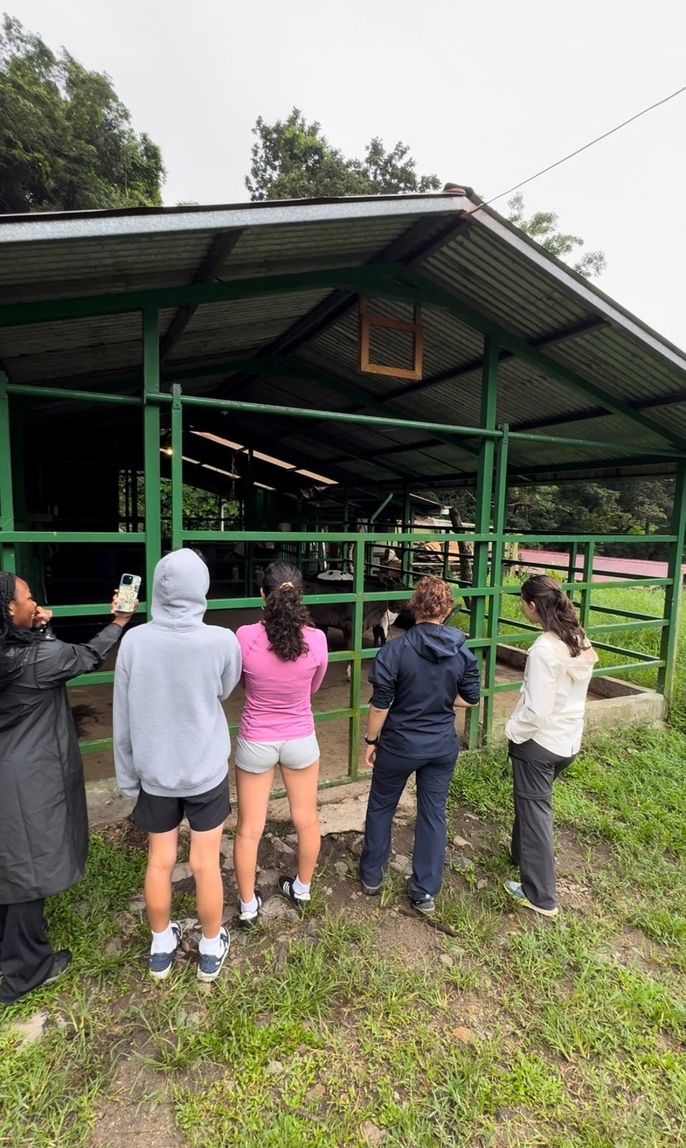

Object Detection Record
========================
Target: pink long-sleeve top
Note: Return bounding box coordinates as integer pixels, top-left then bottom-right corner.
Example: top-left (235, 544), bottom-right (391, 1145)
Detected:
top-left (236, 622), bottom-right (329, 741)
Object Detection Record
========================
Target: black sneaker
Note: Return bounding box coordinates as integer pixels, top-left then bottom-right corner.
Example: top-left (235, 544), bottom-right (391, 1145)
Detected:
top-left (42, 949), bottom-right (73, 987)
top-left (0, 949), bottom-right (73, 1007)
top-left (238, 893), bottom-right (263, 928)
top-left (409, 892), bottom-right (436, 916)
top-left (278, 875), bottom-right (311, 910)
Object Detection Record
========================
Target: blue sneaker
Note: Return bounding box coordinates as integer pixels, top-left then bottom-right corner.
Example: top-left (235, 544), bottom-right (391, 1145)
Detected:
top-left (197, 926), bottom-right (230, 983)
top-left (148, 922), bottom-right (183, 981)
top-left (503, 880), bottom-right (559, 918)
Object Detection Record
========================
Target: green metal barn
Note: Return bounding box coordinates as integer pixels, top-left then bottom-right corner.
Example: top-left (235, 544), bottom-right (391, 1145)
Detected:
top-left (0, 189), bottom-right (684, 780)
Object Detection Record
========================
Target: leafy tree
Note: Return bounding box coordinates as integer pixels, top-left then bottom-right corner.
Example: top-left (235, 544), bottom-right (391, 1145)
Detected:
top-left (159, 480), bottom-right (238, 527)
top-left (507, 192), bottom-right (606, 279)
top-left (246, 109), bottom-right (604, 279)
top-left (612, 478), bottom-right (673, 536)
top-left (0, 15), bottom-right (164, 212)
top-left (119, 474), bottom-right (238, 529)
top-left (246, 108), bottom-right (440, 201)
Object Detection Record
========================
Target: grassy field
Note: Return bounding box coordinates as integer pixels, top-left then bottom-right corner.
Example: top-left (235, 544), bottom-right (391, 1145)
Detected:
top-left (1, 588), bottom-right (685, 1147)
top-left (498, 580), bottom-right (683, 710)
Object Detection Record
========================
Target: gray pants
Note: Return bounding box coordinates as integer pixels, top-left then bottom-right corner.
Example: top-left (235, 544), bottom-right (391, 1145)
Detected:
top-left (509, 740), bottom-right (575, 911)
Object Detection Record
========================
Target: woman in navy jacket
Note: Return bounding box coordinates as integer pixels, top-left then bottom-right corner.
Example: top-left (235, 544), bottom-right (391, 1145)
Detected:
top-left (360, 576), bottom-right (481, 915)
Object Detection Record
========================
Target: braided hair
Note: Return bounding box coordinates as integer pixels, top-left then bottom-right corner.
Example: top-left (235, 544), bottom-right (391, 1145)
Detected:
top-left (0, 571), bottom-right (40, 647)
top-left (521, 574), bottom-right (589, 657)
top-left (261, 562), bottom-right (312, 661)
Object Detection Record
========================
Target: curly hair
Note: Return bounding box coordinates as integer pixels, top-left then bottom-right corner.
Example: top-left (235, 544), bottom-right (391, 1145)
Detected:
top-left (521, 574), bottom-right (589, 657)
top-left (409, 576), bottom-right (456, 622)
top-left (0, 571), bottom-right (40, 647)
top-left (261, 562), bottom-right (313, 662)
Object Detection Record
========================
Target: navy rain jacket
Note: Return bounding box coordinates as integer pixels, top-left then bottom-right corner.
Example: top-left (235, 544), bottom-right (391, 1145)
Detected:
top-left (369, 623), bottom-right (481, 759)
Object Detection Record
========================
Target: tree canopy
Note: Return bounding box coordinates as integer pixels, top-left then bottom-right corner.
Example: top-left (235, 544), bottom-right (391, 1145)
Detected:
top-left (439, 477), bottom-right (673, 558)
top-left (247, 108), bottom-right (605, 279)
top-left (507, 192), bottom-right (606, 279)
top-left (246, 108), bottom-right (441, 201)
top-left (0, 15), bottom-right (164, 212)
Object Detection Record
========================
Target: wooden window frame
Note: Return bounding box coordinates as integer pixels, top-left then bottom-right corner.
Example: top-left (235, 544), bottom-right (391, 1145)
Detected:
top-left (358, 297), bottom-right (424, 381)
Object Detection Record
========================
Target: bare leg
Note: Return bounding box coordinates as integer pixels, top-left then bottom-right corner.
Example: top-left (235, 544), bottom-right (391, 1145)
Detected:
top-left (189, 824), bottom-right (226, 939)
top-left (233, 769), bottom-right (275, 903)
top-left (282, 760), bottom-right (321, 884)
top-left (145, 829), bottom-right (179, 932)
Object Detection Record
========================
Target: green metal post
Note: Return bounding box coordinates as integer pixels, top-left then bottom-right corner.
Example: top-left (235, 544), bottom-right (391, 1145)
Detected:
top-left (348, 535), bottom-right (366, 778)
top-left (143, 310), bottom-right (162, 612)
top-left (170, 384), bottom-right (183, 551)
top-left (467, 335), bottom-right (499, 749)
top-left (0, 373), bottom-right (15, 573)
top-left (483, 424), bottom-right (509, 742)
top-left (567, 542), bottom-right (579, 604)
top-left (579, 541), bottom-right (595, 630)
top-left (658, 463), bottom-right (686, 703)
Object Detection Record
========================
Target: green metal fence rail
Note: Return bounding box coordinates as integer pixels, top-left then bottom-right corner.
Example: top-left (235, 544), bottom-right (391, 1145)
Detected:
top-left (1, 317), bottom-right (685, 784)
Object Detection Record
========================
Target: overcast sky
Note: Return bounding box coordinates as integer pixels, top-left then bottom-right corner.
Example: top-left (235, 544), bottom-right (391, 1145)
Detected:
top-left (9, 0), bottom-right (686, 350)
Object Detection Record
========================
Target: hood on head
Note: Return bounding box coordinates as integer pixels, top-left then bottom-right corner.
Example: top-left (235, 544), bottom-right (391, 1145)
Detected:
top-left (151, 549), bottom-right (209, 626)
top-left (405, 622), bottom-right (467, 663)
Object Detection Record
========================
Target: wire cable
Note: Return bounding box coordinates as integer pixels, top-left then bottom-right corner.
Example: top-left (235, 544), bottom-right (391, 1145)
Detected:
top-left (469, 83), bottom-right (686, 214)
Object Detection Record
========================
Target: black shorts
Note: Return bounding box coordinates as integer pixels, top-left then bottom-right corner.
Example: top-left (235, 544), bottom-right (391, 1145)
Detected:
top-left (132, 776), bottom-right (230, 834)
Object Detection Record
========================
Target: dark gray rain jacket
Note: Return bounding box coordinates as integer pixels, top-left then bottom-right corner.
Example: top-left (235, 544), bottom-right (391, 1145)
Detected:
top-left (0, 623), bottom-right (123, 903)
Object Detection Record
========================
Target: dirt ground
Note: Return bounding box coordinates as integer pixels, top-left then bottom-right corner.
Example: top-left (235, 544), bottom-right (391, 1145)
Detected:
top-left (72, 609), bottom-right (525, 785)
top-left (88, 788), bottom-right (618, 1148)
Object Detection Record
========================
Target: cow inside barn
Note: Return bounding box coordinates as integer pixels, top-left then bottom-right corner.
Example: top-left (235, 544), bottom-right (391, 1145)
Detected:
top-left (306, 571), bottom-right (405, 651)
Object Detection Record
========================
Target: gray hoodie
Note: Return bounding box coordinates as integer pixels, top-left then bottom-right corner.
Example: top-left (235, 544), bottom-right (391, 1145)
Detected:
top-left (113, 549), bottom-right (242, 799)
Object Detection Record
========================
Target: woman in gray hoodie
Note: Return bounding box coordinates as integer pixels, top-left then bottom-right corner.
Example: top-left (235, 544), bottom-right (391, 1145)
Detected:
top-left (114, 549), bottom-right (242, 982)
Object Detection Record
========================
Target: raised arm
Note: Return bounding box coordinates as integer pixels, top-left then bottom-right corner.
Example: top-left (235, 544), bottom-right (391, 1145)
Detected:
top-left (33, 619), bottom-right (128, 688)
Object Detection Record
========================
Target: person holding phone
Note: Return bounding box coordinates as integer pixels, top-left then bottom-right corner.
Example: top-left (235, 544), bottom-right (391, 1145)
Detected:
top-left (0, 571), bottom-right (135, 1007)
top-left (113, 549), bottom-right (242, 982)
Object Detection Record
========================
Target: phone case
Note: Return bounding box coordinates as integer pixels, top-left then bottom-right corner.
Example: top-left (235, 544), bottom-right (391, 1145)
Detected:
top-left (116, 575), bottom-right (140, 613)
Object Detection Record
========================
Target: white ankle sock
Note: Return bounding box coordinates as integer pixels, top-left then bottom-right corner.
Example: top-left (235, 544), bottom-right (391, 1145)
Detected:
top-left (240, 896), bottom-right (259, 916)
top-left (292, 875), bottom-right (311, 899)
top-left (199, 930), bottom-right (226, 957)
top-left (150, 924), bottom-right (176, 954)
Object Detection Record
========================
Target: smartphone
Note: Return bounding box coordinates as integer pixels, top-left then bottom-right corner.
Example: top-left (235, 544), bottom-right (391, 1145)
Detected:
top-left (115, 573), bottom-right (141, 614)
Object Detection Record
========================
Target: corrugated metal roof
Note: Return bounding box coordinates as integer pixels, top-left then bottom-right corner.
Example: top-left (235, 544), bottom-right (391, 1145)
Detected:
top-left (1, 191), bottom-right (684, 487)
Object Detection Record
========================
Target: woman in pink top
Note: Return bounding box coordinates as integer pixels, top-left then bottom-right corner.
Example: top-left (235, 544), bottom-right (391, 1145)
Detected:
top-left (234, 562), bottom-right (328, 925)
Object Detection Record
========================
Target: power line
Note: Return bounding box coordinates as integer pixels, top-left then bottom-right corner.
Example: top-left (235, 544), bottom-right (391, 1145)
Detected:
top-left (470, 83), bottom-right (686, 214)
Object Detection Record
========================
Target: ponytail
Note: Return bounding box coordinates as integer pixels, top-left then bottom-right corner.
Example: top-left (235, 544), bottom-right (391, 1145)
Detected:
top-left (521, 574), bottom-right (588, 657)
top-left (261, 562), bottom-right (312, 661)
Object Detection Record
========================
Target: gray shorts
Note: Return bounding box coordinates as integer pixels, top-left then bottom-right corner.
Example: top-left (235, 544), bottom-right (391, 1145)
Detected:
top-left (235, 733), bottom-right (320, 774)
